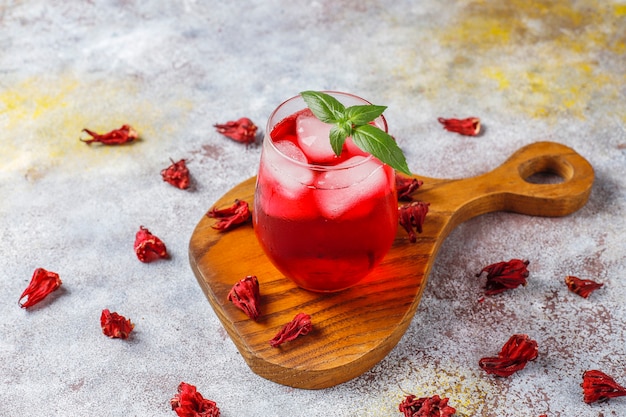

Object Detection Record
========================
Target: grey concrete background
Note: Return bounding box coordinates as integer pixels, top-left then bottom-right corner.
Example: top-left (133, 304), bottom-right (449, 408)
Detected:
top-left (1, 1), bottom-right (625, 416)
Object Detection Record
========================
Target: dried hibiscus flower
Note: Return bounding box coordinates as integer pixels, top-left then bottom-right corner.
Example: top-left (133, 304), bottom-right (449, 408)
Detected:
top-left (565, 275), bottom-right (603, 299)
top-left (134, 226), bottom-right (168, 263)
top-left (479, 334), bottom-right (538, 377)
top-left (100, 309), bottom-right (134, 339)
top-left (171, 381), bottom-right (220, 417)
top-left (399, 201), bottom-right (430, 243)
top-left (396, 174), bottom-right (423, 202)
top-left (476, 259), bottom-right (529, 295)
top-left (582, 370), bottom-right (626, 404)
top-left (269, 312), bottom-right (312, 347)
top-left (80, 124), bottom-right (138, 145)
top-left (206, 199), bottom-right (251, 231)
top-left (214, 117), bottom-right (257, 145)
top-left (399, 394), bottom-right (456, 417)
top-left (438, 117), bottom-right (481, 136)
top-left (161, 158), bottom-right (190, 190)
top-left (228, 275), bottom-right (261, 321)
top-left (19, 268), bottom-right (62, 309)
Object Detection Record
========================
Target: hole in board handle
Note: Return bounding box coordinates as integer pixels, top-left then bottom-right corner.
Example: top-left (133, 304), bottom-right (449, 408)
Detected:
top-left (518, 156), bottom-right (574, 185)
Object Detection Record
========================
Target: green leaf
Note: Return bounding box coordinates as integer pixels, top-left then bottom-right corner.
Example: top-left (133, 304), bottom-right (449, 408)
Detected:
top-left (344, 104), bottom-right (387, 126)
top-left (299, 91), bottom-right (411, 175)
top-left (351, 124), bottom-right (411, 175)
top-left (329, 125), bottom-right (347, 156)
top-left (300, 91), bottom-right (345, 124)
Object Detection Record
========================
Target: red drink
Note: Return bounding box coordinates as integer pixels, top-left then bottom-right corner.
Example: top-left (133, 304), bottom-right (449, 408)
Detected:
top-left (253, 92), bottom-right (398, 292)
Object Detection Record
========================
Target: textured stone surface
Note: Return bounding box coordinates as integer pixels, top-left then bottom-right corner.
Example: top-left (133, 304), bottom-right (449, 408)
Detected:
top-left (1, 1), bottom-right (625, 416)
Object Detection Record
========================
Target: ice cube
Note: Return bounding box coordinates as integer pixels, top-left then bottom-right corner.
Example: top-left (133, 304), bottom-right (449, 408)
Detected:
top-left (264, 140), bottom-right (313, 194)
top-left (313, 156), bottom-right (388, 219)
top-left (260, 185), bottom-right (318, 220)
top-left (259, 139), bottom-right (316, 219)
top-left (296, 113), bottom-right (337, 163)
top-left (274, 140), bottom-right (308, 164)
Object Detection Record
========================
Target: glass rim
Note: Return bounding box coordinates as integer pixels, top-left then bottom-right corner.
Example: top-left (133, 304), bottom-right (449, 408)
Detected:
top-left (264, 91), bottom-right (388, 171)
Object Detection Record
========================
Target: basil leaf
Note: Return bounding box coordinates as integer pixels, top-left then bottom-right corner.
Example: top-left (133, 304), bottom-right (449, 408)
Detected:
top-left (344, 104), bottom-right (387, 126)
top-left (299, 91), bottom-right (412, 175)
top-left (351, 124), bottom-right (411, 175)
top-left (329, 125), bottom-right (347, 156)
top-left (300, 91), bottom-right (345, 124)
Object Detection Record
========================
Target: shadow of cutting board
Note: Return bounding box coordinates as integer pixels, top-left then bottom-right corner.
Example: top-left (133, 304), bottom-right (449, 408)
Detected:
top-left (188, 141), bottom-right (593, 389)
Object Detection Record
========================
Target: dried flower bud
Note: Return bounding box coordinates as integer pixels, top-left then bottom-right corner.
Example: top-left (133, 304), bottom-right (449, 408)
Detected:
top-left (171, 382), bottom-right (220, 417)
top-left (19, 268), bottom-right (62, 309)
top-left (399, 394), bottom-right (456, 417)
top-left (80, 124), bottom-right (138, 145)
top-left (214, 117), bottom-right (257, 145)
top-left (228, 275), bottom-right (261, 321)
top-left (396, 174), bottom-right (423, 202)
top-left (161, 158), bottom-right (190, 190)
top-left (134, 226), bottom-right (168, 263)
top-left (399, 201), bottom-right (430, 243)
top-left (565, 275), bottom-right (603, 299)
top-left (582, 370), bottom-right (626, 404)
top-left (269, 312), bottom-right (312, 347)
top-left (479, 334), bottom-right (538, 377)
top-left (100, 309), bottom-right (134, 339)
top-left (206, 199), bottom-right (251, 231)
top-left (476, 259), bottom-right (529, 295)
top-left (438, 117), bottom-right (481, 136)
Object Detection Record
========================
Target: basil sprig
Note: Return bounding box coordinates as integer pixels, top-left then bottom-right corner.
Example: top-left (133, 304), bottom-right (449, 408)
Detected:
top-left (300, 91), bottom-right (411, 175)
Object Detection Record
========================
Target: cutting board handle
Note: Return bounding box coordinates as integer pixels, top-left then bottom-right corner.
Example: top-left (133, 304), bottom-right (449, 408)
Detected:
top-left (419, 141), bottom-right (594, 230)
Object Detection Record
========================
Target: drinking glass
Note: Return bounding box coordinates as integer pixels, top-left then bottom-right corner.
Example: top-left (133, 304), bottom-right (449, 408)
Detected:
top-left (253, 92), bottom-right (398, 292)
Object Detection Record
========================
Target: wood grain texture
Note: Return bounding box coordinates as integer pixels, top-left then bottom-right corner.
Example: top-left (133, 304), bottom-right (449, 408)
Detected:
top-left (188, 141), bottom-right (593, 389)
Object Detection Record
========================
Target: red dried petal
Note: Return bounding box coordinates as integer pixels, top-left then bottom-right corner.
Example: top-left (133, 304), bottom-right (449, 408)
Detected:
top-left (399, 201), bottom-right (430, 243)
top-left (18, 268), bottom-right (62, 308)
top-left (227, 275), bottom-right (261, 321)
top-left (565, 275), bottom-right (603, 299)
top-left (582, 370), bottom-right (626, 404)
top-left (478, 357), bottom-right (531, 377)
top-left (269, 312), bottom-right (312, 347)
top-left (80, 124), bottom-right (138, 145)
top-left (476, 259), bottom-right (529, 295)
top-left (437, 117), bottom-right (481, 136)
top-left (214, 117), bottom-right (258, 145)
top-left (171, 382), bottom-right (220, 417)
top-left (499, 335), bottom-right (539, 362)
top-left (479, 334), bottom-right (538, 377)
top-left (399, 394), bottom-right (456, 417)
top-left (100, 309), bottom-right (134, 339)
top-left (206, 199), bottom-right (251, 231)
top-left (134, 226), bottom-right (168, 263)
top-left (161, 158), bottom-right (190, 190)
top-left (396, 174), bottom-right (423, 202)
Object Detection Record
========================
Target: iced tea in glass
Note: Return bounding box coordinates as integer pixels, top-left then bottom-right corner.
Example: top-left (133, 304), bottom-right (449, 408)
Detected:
top-left (253, 92), bottom-right (398, 292)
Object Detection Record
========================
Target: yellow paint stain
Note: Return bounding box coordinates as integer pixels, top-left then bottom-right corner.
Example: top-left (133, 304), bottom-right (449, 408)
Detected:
top-left (614, 4), bottom-right (626, 17)
top-left (435, 369), bottom-right (490, 415)
top-left (509, 61), bottom-right (613, 119)
top-left (0, 73), bottom-right (193, 178)
top-left (427, 0), bottom-right (624, 120)
top-left (0, 89), bottom-right (28, 114)
top-left (482, 67), bottom-right (511, 90)
top-left (364, 357), bottom-right (494, 416)
top-left (525, 71), bottom-right (547, 95)
top-left (34, 80), bottom-right (78, 119)
top-left (441, 16), bottom-right (513, 48)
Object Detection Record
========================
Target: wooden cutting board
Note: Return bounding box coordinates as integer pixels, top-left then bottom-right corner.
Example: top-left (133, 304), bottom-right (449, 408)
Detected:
top-left (188, 141), bottom-right (593, 389)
